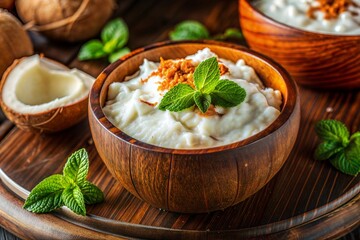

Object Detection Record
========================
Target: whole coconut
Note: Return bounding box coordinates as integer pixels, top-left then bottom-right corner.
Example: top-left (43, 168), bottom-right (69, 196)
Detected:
top-left (0, 0), bottom-right (15, 9)
top-left (16, 0), bottom-right (116, 42)
top-left (0, 10), bottom-right (33, 78)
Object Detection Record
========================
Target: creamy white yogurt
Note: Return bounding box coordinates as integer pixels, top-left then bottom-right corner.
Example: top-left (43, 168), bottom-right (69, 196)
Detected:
top-left (256, 0), bottom-right (360, 35)
top-left (103, 48), bottom-right (282, 149)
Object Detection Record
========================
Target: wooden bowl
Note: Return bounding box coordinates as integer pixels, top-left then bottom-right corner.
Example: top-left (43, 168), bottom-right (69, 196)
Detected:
top-left (239, 0), bottom-right (360, 89)
top-left (88, 41), bottom-right (300, 213)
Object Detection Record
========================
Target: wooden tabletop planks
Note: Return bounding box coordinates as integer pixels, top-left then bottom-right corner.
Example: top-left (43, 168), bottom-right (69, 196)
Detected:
top-left (0, 0), bottom-right (359, 239)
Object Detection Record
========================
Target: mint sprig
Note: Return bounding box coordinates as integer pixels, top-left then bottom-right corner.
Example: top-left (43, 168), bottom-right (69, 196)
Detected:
top-left (158, 57), bottom-right (246, 113)
top-left (78, 18), bottom-right (130, 63)
top-left (315, 120), bottom-right (360, 176)
top-left (169, 20), bottom-right (243, 41)
top-left (23, 149), bottom-right (104, 216)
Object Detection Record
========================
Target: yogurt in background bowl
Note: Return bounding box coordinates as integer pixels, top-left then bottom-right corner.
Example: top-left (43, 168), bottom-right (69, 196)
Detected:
top-left (256, 0), bottom-right (360, 35)
top-left (103, 48), bottom-right (282, 149)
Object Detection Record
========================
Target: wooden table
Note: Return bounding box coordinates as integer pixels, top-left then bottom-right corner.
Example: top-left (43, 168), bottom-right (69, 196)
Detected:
top-left (0, 0), bottom-right (359, 239)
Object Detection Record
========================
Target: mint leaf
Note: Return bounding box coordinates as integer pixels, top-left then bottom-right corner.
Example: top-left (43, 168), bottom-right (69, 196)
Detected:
top-left (80, 181), bottom-right (104, 205)
top-left (314, 141), bottom-right (344, 161)
top-left (194, 92), bottom-right (211, 113)
top-left (158, 84), bottom-right (196, 112)
top-left (169, 20), bottom-right (209, 41)
top-left (194, 57), bottom-right (220, 92)
top-left (63, 148), bottom-right (89, 185)
top-left (330, 146), bottom-right (360, 176)
top-left (210, 80), bottom-right (246, 108)
top-left (78, 40), bottom-right (106, 61)
top-left (350, 132), bottom-right (360, 145)
top-left (315, 120), bottom-right (350, 145)
top-left (109, 47), bottom-right (131, 63)
top-left (62, 186), bottom-right (86, 216)
top-left (101, 18), bottom-right (129, 49)
top-left (23, 175), bottom-right (67, 213)
top-left (214, 28), bottom-right (243, 40)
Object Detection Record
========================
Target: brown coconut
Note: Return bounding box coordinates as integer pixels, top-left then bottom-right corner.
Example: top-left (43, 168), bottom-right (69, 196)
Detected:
top-left (16, 0), bottom-right (116, 42)
top-left (0, 55), bottom-right (94, 133)
top-left (0, 10), bottom-right (33, 78)
top-left (0, 0), bottom-right (15, 9)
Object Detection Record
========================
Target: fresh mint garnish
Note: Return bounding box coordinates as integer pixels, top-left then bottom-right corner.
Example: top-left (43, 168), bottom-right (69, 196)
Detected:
top-left (78, 18), bottom-right (130, 63)
top-left (169, 20), bottom-right (209, 40)
top-left (23, 149), bottom-right (104, 216)
top-left (158, 57), bottom-right (246, 113)
top-left (169, 20), bottom-right (243, 41)
top-left (315, 120), bottom-right (360, 176)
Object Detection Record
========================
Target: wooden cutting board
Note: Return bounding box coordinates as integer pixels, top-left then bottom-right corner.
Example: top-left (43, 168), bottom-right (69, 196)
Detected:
top-left (0, 0), bottom-right (359, 239)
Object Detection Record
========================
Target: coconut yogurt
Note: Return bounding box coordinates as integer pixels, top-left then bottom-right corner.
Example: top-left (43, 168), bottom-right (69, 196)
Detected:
top-left (103, 48), bottom-right (282, 149)
top-left (256, 0), bottom-right (360, 35)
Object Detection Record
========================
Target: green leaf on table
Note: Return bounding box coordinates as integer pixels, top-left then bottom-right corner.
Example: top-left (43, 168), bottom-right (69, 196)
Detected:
top-left (78, 40), bottom-right (106, 61)
top-left (158, 84), bottom-right (196, 112)
top-left (101, 18), bottom-right (129, 50)
top-left (315, 120), bottom-right (350, 145)
top-left (194, 91), bottom-right (211, 113)
top-left (329, 146), bottom-right (360, 176)
top-left (23, 174), bottom-right (67, 213)
top-left (210, 80), bottom-right (246, 108)
top-left (169, 20), bottom-right (209, 40)
top-left (63, 148), bottom-right (89, 185)
top-left (79, 181), bottom-right (105, 205)
top-left (62, 186), bottom-right (86, 216)
top-left (350, 132), bottom-right (360, 145)
top-left (109, 47), bottom-right (131, 63)
top-left (314, 141), bottom-right (344, 161)
top-left (193, 57), bottom-right (220, 92)
top-left (214, 28), bottom-right (243, 40)
top-left (23, 149), bottom-right (104, 216)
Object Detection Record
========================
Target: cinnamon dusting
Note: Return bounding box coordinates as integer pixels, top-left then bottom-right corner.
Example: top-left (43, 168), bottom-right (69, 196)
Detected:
top-left (307, 0), bottom-right (357, 19)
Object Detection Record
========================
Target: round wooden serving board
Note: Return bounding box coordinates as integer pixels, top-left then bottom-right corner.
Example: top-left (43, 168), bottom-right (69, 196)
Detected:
top-left (0, 0), bottom-right (359, 239)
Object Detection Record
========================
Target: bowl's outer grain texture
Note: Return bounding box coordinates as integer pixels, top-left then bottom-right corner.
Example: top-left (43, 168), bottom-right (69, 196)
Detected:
top-left (89, 41), bottom-right (300, 213)
top-left (239, 0), bottom-right (360, 89)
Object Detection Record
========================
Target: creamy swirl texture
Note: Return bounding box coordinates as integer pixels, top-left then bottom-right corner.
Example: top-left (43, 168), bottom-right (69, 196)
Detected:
top-left (103, 48), bottom-right (282, 149)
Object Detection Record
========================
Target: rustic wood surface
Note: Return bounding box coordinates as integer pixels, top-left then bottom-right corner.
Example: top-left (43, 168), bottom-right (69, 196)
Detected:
top-left (240, 0), bottom-right (360, 89)
top-left (0, 0), bottom-right (359, 239)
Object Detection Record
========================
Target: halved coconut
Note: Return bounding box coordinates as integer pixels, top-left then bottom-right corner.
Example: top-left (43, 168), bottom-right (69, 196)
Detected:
top-left (0, 55), bottom-right (94, 132)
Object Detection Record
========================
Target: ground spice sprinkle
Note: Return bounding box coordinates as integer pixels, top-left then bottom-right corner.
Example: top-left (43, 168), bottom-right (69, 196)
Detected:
top-left (307, 0), bottom-right (357, 19)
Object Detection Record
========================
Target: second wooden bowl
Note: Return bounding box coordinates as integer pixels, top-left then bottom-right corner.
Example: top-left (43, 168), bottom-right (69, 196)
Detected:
top-left (239, 0), bottom-right (360, 89)
top-left (89, 41), bottom-right (300, 213)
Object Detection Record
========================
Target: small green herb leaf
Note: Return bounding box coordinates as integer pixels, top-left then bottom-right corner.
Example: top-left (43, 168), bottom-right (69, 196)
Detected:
top-left (80, 181), bottom-right (104, 205)
top-left (63, 148), bottom-right (89, 185)
top-left (350, 132), bottom-right (360, 145)
top-left (23, 174), bottom-right (66, 213)
top-left (24, 149), bottom-right (104, 216)
top-left (194, 91), bottom-right (211, 113)
top-left (214, 28), bottom-right (243, 40)
top-left (62, 186), bottom-right (86, 216)
top-left (314, 141), bottom-right (344, 161)
top-left (315, 120), bottom-right (350, 146)
top-left (78, 40), bottom-right (106, 61)
top-left (101, 18), bottom-right (129, 49)
top-left (194, 57), bottom-right (220, 92)
top-left (109, 47), bottom-right (131, 63)
top-left (169, 20), bottom-right (209, 40)
top-left (158, 84), bottom-right (196, 112)
top-left (210, 80), bottom-right (246, 108)
top-left (329, 147), bottom-right (360, 176)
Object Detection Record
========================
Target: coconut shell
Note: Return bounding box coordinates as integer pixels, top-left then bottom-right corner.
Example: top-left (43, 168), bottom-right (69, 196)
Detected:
top-left (0, 0), bottom-right (15, 9)
top-left (0, 56), bottom-right (93, 133)
top-left (0, 10), bottom-right (33, 78)
top-left (16, 0), bottom-right (116, 42)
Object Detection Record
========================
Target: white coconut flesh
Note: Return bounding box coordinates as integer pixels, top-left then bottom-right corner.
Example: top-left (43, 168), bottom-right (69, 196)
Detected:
top-left (2, 55), bottom-right (94, 114)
